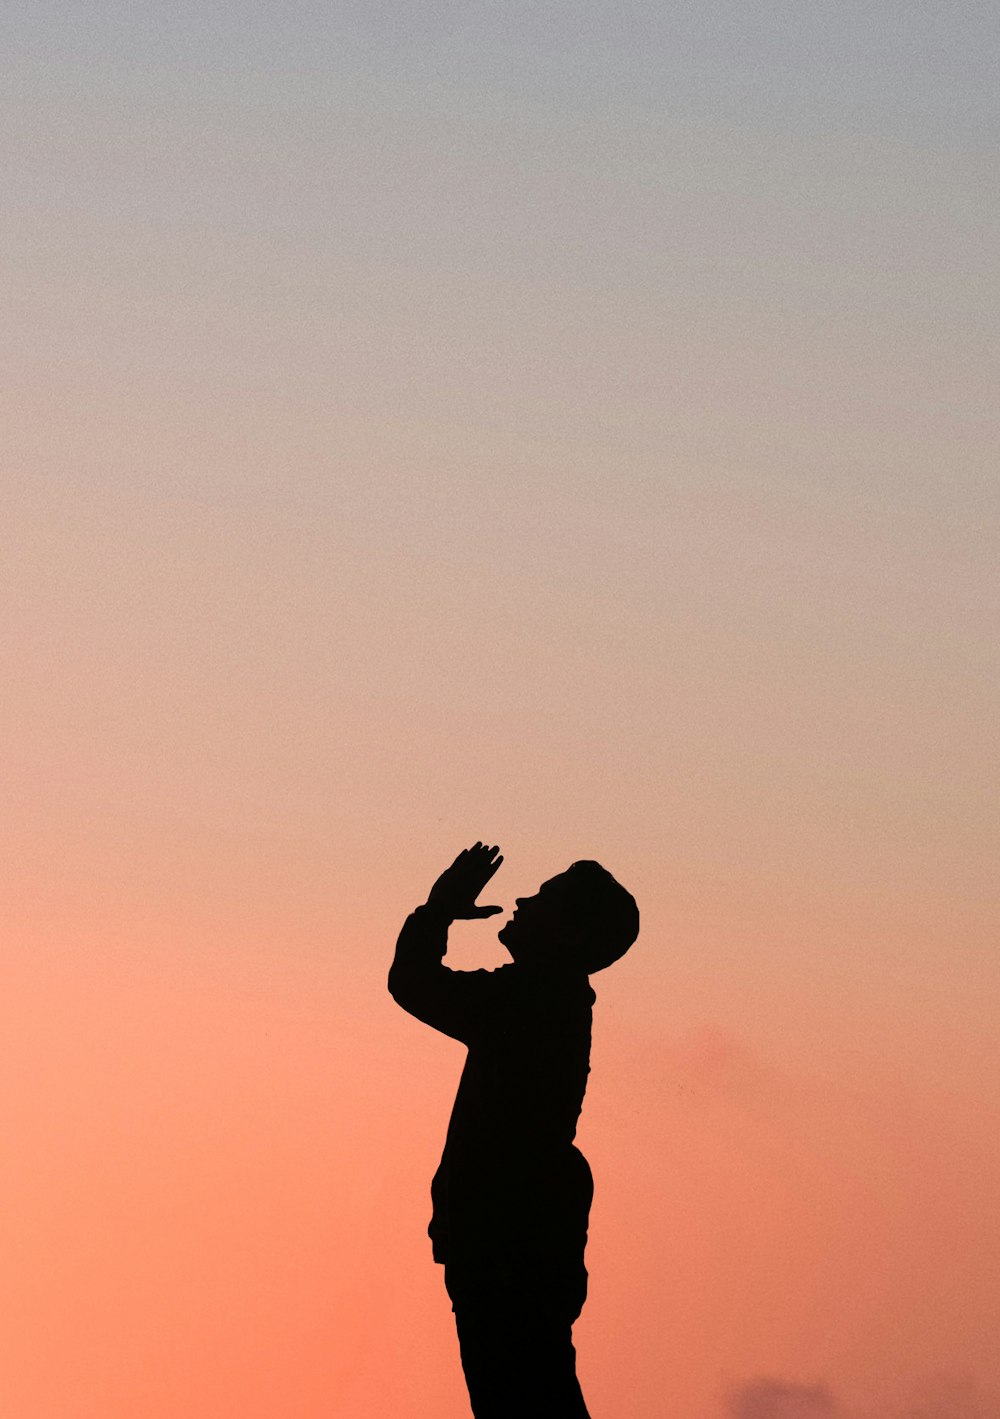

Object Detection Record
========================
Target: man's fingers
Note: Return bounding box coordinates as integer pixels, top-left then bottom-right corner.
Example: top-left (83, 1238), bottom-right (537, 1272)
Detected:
top-left (461, 842), bottom-right (503, 875)
top-left (472, 905), bottom-right (503, 918)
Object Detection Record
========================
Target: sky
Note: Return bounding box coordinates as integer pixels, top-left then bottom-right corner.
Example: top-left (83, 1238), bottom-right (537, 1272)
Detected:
top-left (3, 3), bottom-right (999, 1417)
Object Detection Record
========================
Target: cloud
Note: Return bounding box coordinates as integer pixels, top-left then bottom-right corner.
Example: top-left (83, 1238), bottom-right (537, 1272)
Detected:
top-left (902, 1373), bottom-right (984, 1419)
top-left (724, 1374), bottom-right (994, 1419)
top-left (727, 1378), bottom-right (841, 1419)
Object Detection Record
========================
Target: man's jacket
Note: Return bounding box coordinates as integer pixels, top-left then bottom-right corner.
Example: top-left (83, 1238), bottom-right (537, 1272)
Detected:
top-left (389, 902), bottom-right (595, 1269)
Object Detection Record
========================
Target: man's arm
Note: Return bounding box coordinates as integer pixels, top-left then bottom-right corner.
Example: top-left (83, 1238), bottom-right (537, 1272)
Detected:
top-left (388, 843), bottom-right (505, 1043)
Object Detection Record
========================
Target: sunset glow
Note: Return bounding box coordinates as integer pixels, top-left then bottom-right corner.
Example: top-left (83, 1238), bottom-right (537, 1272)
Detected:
top-left (5, 5), bottom-right (998, 1416)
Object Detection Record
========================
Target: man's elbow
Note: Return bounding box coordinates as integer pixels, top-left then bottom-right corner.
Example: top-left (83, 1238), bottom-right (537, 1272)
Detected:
top-left (387, 962), bottom-right (412, 1009)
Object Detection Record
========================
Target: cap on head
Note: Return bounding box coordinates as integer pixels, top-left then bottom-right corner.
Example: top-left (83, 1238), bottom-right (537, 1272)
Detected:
top-left (552, 860), bottom-right (640, 974)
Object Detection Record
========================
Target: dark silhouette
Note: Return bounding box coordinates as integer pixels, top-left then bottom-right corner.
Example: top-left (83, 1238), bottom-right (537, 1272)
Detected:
top-left (389, 841), bottom-right (640, 1418)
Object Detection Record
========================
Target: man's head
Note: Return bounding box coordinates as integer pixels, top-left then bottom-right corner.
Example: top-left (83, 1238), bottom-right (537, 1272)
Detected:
top-left (497, 860), bottom-right (639, 974)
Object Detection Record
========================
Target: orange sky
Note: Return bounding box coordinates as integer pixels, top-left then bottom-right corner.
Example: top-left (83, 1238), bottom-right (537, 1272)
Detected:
top-left (4, 4), bottom-right (999, 1416)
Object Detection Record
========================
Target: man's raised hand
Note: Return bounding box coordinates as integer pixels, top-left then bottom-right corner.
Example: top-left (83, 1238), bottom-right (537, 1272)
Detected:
top-left (425, 842), bottom-right (504, 920)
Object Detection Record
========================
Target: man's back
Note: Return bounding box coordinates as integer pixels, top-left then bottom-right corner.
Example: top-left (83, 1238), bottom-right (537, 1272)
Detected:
top-left (428, 954), bottom-right (596, 1266)
top-left (389, 902), bottom-right (596, 1264)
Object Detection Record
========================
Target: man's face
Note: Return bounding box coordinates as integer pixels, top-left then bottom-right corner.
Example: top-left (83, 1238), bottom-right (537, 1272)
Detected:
top-left (496, 874), bottom-right (572, 962)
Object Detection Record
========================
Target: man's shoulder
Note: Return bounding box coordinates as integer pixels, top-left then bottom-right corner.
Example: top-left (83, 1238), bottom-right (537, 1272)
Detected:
top-left (444, 961), bottom-right (516, 982)
top-left (438, 962), bottom-right (518, 1003)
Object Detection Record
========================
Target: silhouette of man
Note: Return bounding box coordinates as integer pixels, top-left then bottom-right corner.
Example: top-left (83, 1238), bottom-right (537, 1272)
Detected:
top-left (389, 841), bottom-right (639, 1419)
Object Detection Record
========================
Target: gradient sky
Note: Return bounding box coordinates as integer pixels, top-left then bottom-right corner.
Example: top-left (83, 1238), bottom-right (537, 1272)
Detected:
top-left (4, 4), bottom-right (999, 1417)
